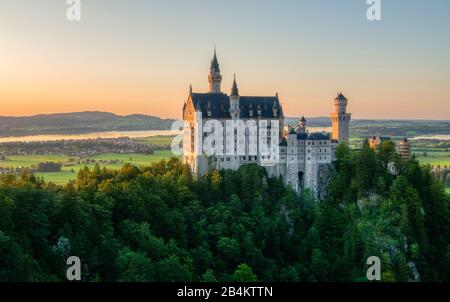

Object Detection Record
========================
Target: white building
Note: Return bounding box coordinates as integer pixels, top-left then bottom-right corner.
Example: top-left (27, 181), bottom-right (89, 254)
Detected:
top-left (182, 50), bottom-right (351, 197)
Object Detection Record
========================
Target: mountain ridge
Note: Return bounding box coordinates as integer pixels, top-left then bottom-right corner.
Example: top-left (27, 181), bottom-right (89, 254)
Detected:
top-left (0, 111), bottom-right (176, 137)
top-left (0, 111), bottom-right (448, 138)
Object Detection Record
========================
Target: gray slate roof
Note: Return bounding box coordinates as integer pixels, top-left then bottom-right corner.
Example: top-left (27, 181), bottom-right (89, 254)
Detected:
top-left (297, 132), bottom-right (330, 141)
top-left (190, 93), bottom-right (284, 119)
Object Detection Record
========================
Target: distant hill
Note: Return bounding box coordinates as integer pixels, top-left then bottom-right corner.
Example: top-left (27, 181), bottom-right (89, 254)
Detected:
top-left (0, 112), bottom-right (448, 138)
top-left (286, 117), bottom-right (450, 137)
top-left (0, 111), bottom-right (175, 137)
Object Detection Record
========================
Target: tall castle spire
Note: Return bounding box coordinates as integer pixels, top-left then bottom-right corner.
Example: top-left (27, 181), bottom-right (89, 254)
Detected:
top-left (208, 47), bottom-right (222, 93)
top-left (230, 74), bottom-right (239, 97)
top-left (211, 48), bottom-right (220, 73)
top-left (229, 74), bottom-right (240, 119)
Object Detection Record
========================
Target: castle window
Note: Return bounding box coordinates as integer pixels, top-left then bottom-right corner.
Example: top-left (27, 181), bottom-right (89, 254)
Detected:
top-left (226, 157), bottom-right (231, 162)
top-left (221, 158), bottom-right (224, 162)
top-left (308, 157), bottom-right (311, 160)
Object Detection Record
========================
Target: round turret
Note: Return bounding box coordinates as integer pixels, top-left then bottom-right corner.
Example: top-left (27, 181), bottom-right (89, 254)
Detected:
top-left (334, 93), bottom-right (348, 114)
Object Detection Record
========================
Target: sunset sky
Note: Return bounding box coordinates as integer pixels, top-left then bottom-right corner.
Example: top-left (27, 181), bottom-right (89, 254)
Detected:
top-left (0, 0), bottom-right (449, 119)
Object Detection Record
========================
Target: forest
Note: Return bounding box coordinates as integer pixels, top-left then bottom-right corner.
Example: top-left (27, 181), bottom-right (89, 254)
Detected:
top-left (0, 141), bottom-right (449, 282)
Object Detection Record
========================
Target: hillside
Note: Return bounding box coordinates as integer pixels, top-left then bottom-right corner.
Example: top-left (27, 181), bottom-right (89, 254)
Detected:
top-left (0, 148), bottom-right (449, 282)
top-left (285, 117), bottom-right (450, 137)
top-left (0, 111), bottom-right (175, 137)
top-left (0, 112), bottom-right (448, 139)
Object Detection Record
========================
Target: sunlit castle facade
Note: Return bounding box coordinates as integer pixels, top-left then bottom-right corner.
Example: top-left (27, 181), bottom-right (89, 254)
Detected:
top-left (182, 50), bottom-right (351, 197)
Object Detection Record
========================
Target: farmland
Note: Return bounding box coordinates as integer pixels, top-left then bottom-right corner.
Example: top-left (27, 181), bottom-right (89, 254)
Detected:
top-left (0, 135), bottom-right (178, 184)
top-left (0, 129), bottom-right (448, 189)
top-left (414, 151), bottom-right (450, 167)
top-left (1, 150), bottom-right (177, 184)
top-left (2, 148), bottom-right (448, 186)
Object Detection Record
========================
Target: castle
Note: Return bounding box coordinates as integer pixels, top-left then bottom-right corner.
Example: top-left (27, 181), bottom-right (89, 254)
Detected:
top-left (369, 136), bottom-right (412, 160)
top-left (182, 50), bottom-right (351, 197)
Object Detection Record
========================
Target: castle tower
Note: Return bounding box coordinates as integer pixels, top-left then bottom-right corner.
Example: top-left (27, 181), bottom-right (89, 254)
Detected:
top-left (208, 48), bottom-right (222, 93)
top-left (330, 92), bottom-right (351, 144)
top-left (397, 138), bottom-right (412, 159)
top-left (297, 116), bottom-right (307, 134)
top-left (229, 74), bottom-right (240, 120)
top-left (286, 127), bottom-right (300, 193)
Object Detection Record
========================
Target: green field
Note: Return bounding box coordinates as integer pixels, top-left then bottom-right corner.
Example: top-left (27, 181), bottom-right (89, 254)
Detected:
top-left (1, 139), bottom-right (448, 185)
top-left (136, 135), bottom-right (175, 147)
top-left (0, 150), bottom-right (177, 184)
top-left (414, 151), bottom-right (450, 167)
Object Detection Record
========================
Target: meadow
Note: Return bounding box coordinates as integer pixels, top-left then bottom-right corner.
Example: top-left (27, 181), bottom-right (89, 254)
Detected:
top-left (3, 149), bottom-right (448, 185)
top-left (413, 151), bottom-right (450, 167)
top-left (136, 135), bottom-right (175, 147)
top-left (1, 150), bottom-right (177, 184)
top-left (0, 133), bottom-right (448, 186)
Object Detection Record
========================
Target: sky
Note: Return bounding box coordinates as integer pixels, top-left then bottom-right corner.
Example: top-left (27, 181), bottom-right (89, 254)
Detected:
top-left (0, 0), bottom-right (449, 120)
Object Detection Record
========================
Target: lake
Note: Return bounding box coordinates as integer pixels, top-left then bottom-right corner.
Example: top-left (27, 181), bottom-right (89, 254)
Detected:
top-left (409, 135), bottom-right (450, 141)
top-left (0, 127), bottom-right (334, 143)
top-left (0, 130), bottom-right (182, 143)
top-left (3, 127), bottom-right (444, 143)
